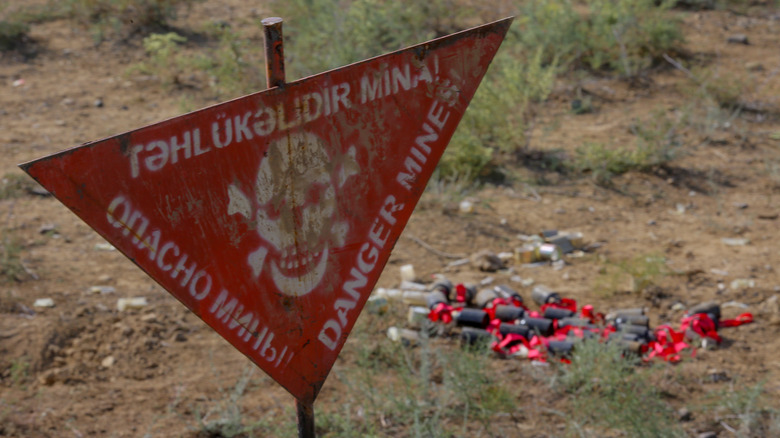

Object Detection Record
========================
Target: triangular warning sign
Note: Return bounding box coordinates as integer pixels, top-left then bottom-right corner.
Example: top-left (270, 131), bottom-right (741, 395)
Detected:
top-left (20, 18), bottom-right (512, 402)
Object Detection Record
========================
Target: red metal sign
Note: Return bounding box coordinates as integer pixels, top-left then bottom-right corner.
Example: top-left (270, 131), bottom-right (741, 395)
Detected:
top-left (20, 18), bottom-right (512, 402)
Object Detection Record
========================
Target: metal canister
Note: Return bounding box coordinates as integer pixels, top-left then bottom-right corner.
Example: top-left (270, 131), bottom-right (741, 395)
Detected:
top-left (460, 284), bottom-right (477, 304)
top-left (605, 307), bottom-right (646, 322)
top-left (519, 316), bottom-right (554, 336)
top-left (538, 243), bottom-right (562, 261)
top-left (407, 306), bottom-right (430, 328)
top-left (498, 323), bottom-right (530, 339)
top-left (515, 245), bottom-right (539, 264)
top-left (547, 340), bottom-right (574, 356)
top-left (688, 302), bottom-right (721, 322)
top-left (531, 285), bottom-right (561, 306)
top-left (618, 324), bottom-right (653, 341)
top-left (459, 327), bottom-right (493, 346)
top-left (475, 288), bottom-right (500, 308)
top-left (430, 278), bottom-right (453, 299)
top-left (455, 308), bottom-right (490, 328)
top-left (494, 305), bottom-right (525, 322)
top-left (401, 291), bottom-right (430, 307)
top-left (614, 314), bottom-right (649, 328)
top-left (558, 317), bottom-right (592, 328)
top-left (543, 307), bottom-right (575, 320)
top-left (426, 290), bottom-right (448, 309)
top-left (494, 284), bottom-right (523, 304)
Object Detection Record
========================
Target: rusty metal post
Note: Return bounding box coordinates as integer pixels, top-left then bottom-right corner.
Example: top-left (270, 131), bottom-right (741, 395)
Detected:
top-left (262, 17), bottom-right (286, 88)
top-left (296, 399), bottom-right (315, 438)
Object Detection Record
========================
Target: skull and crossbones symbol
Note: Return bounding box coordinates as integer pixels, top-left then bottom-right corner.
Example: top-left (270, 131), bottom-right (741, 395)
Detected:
top-left (227, 131), bottom-right (359, 297)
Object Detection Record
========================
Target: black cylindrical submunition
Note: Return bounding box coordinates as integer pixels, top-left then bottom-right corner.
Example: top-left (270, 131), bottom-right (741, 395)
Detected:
top-left (494, 285), bottom-right (523, 304)
top-left (475, 288), bottom-right (500, 308)
top-left (498, 323), bottom-right (530, 339)
top-left (431, 278), bottom-right (453, 297)
top-left (619, 324), bottom-right (653, 340)
top-left (455, 308), bottom-right (490, 328)
top-left (614, 314), bottom-right (649, 327)
top-left (558, 317), bottom-right (591, 328)
top-left (426, 290), bottom-right (448, 309)
top-left (547, 340), bottom-right (574, 356)
top-left (543, 307), bottom-right (575, 320)
top-left (494, 305), bottom-right (525, 322)
top-left (688, 302), bottom-right (721, 322)
top-left (459, 327), bottom-right (493, 346)
top-left (461, 284), bottom-right (477, 304)
top-left (519, 317), bottom-right (554, 336)
top-left (531, 285), bottom-right (561, 306)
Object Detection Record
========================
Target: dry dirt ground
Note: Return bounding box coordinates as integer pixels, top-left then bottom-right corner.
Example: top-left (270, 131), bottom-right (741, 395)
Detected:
top-left (1, 1), bottom-right (780, 437)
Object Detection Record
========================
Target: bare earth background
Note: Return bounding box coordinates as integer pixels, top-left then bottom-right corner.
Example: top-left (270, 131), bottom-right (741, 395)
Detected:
top-left (1, 1), bottom-right (780, 437)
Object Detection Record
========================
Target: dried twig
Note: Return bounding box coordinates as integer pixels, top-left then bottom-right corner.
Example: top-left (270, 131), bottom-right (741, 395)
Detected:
top-left (405, 234), bottom-right (466, 259)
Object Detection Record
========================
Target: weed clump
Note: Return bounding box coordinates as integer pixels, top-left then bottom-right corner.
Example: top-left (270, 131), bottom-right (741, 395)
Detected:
top-left (558, 338), bottom-right (684, 437)
top-left (62, 0), bottom-right (201, 41)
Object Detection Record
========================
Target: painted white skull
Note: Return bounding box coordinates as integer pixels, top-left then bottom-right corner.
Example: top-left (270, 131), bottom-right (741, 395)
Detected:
top-left (227, 131), bottom-right (358, 297)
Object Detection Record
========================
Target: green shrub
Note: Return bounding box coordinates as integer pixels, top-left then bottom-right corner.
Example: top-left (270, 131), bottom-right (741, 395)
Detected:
top-left (62, 0), bottom-right (201, 41)
top-left (572, 111), bottom-right (679, 185)
top-left (559, 338), bottom-right (684, 437)
top-left (518, 0), bottom-right (684, 77)
top-left (0, 233), bottom-right (25, 283)
top-left (0, 20), bottom-right (29, 51)
top-left (134, 24), bottom-right (266, 99)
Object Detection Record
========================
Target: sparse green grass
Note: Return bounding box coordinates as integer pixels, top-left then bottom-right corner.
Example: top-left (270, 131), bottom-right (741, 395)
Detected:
top-left (571, 111), bottom-right (680, 186)
top-left (0, 232), bottom-right (25, 284)
top-left (0, 173), bottom-right (37, 199)
top-left (133, 23), bottom-right (267, 99)
top-left (704, 380), bottom-right (780, 437)
top-left (594, 253), bottom-right (669, 296)
top-left (0, 19), bottom-right (29, 51)
top-left (325, 316), bottom-right (516, 437)
top-left (557, 338), bottom-right (684, 437)
top-left (8, 358), bottom-right (30, 388)
top-left (61, 0), bottom-right (202, 41)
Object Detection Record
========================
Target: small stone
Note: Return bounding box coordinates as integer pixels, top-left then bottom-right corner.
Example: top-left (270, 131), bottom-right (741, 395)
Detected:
top-left (697, 432), bottom-right (717, 438)
top-left (173, 332), bottom-right (188, 342)
top-left (730, 278), bottom-right (755, 290)
top-left (733, 202), bottom-right (748, 209)
top-left (39, 369), bottom-right (58, 386)
top-left (117, 297), bottom-right (148, 312)
top-left (678, 407), bottom-right (692, 422)
top-left (459, 200), bottom-right (474, 214)
top-left (60, 97), bottom-right (75, 106)
top-left (671, 302), bottom-right (686, 311)
top-left (94, 98), bottom-right (104, 108)
top-left (33, 298), bottom-right (55, 308)
top-left (727, 34), bottom-right (749, 44)
top-left (721, 237), bottom-right (750, 246)
top-left (88, 285), bottom-right (116, 294)
top-left (101, 355), bottom-right (115, 368)
top-left (38, 224), bottom-right (57, 234)
top-left (94, 242), bottom-right (116, 251)
top-left (647, 219), bottom-right (656, 226)
top-left (745, 62), bottom-right (764, 72)
top-left (140, 313), bottom-right (158, 323)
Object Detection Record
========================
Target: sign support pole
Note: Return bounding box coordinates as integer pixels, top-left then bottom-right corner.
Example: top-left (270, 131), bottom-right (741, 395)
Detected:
top-left (262, 17), bottom-right (286, 88)
top-left (262, 16), bottom-right (315, 437)
top-left (296, 399), bottom-right (315, 438)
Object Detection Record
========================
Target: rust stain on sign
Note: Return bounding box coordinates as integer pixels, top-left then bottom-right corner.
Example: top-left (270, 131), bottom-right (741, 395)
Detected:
top-left (19, 17), bottom-right (512, 403)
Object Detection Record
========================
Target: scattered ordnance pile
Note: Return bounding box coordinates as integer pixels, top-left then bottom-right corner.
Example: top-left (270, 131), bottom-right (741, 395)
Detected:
top-left (380, 280), bottom-right (754, 363)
